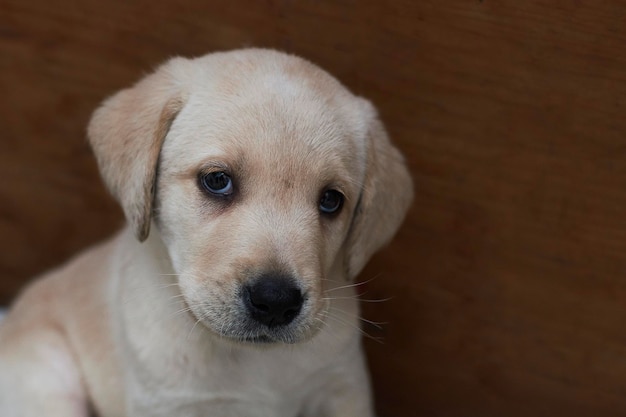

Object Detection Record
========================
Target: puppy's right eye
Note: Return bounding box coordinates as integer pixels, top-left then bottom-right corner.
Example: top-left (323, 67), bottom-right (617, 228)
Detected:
top-left (199, 171), bottom-right (234, 196)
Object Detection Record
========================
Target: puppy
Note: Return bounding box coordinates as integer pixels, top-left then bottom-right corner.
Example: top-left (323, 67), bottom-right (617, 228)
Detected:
top-left (0, 49), bottom-right (413, 417)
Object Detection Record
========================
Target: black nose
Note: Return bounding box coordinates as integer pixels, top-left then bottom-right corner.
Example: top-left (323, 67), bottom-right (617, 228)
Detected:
top-left (244, 275), bottom-right (304, 327)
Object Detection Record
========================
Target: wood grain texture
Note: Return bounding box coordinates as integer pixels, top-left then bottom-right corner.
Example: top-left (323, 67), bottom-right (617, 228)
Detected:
top-left (1, 1), bottom-right (626, 416)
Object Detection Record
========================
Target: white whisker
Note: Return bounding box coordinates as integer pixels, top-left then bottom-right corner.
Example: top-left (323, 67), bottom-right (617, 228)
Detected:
top-left (323, 274), bottom-right (381, 294)
top-left (322, 295), bottom-right (393, 304)
top-left (187, 310), bottom-right (206, 341)
top-left (322, 312), bottom-right (383, 344)
top-left (327, 306), bottom-right (387, 331)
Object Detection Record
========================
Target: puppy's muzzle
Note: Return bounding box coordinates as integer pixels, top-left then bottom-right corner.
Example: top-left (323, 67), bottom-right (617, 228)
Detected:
top-left (243, 274), bottom-right (304, 327)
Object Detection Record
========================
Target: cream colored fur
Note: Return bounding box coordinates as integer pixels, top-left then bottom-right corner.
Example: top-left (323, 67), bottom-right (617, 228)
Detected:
top-left (0, 49), bottom-right (412, 417)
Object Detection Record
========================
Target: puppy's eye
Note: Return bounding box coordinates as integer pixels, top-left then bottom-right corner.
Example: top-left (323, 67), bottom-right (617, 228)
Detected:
top-left (199, 171), bottom-right (233, 196)
top-left (319, 190), bottom-right (344, 215)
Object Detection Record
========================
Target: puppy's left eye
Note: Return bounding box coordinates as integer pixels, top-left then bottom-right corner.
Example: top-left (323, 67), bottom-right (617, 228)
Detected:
top-left (199, 171), bottom-right (234, 196)
top-left (319, 190), bottom-right (344, 215)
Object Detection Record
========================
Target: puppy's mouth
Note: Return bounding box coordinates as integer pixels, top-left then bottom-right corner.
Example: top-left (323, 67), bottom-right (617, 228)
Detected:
top-left (192, 306), bottom-right (322, 345)
top-left (220, 322), bottom-right (310, 345)
top-left (239, 334), bottom-right (274, 344)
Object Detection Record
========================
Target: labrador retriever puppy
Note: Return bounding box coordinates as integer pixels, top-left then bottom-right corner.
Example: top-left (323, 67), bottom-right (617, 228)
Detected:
top-left (0, 49), bottom-right (412, 417)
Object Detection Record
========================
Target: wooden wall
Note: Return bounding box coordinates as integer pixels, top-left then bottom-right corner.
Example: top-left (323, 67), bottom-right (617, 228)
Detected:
top-left (2, 1), bottom-right (626, 416)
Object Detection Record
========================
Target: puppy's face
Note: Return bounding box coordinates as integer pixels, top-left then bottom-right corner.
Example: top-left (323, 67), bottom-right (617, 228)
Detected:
top-left (88, 49), bottom-right (413, 345)
top-left (156, 62), bottom-right (367, 344)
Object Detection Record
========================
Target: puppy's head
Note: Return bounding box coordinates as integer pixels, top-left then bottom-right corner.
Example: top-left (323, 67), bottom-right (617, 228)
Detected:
top-left (88, 49), bottom-right (412, 344)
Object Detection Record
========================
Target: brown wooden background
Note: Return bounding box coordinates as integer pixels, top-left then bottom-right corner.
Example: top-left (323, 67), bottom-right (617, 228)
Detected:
top-left (2, 1), bottom-right (626, 416)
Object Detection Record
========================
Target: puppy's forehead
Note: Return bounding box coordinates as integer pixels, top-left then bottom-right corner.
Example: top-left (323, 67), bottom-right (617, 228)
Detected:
top-left (166, 52), bottom-right (367, 178)
top-left (193, 49), bottom-right (350, 103)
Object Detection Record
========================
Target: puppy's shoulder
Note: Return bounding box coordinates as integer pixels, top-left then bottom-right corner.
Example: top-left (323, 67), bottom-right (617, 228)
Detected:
top-left (0, 230), bottom-right (125, 339)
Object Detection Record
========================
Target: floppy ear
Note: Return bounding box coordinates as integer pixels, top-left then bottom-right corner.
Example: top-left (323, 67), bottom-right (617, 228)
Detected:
top-left (87, 58), bottom-right (190, 241)
top-left (346, 100), bottom-right (414, 279)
